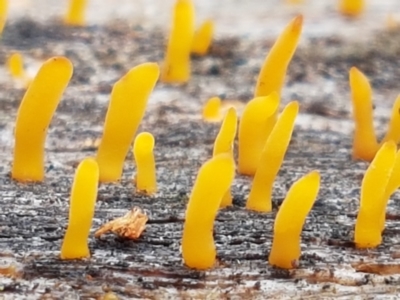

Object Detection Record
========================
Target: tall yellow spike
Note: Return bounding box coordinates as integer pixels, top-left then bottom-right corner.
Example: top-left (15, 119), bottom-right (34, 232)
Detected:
top-left (381, 95), bottom-right (400, 146)
top-left (0, 0), bottom-right (8, 36)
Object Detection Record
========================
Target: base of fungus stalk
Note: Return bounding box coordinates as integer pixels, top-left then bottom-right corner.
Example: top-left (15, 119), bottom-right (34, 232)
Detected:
top-left (220, 190), bottom-right (232, 208)
top-left (354, 210), bottom-right (382, 248)
top-left (60, 232), bottom-right (90, 260)
top-left (269, 233), bottom-right (301, 269)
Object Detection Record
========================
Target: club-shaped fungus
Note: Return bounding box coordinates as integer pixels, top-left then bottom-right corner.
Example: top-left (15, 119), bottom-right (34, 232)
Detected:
top-left (246, 101), bottom-right (299, 212)
top-left (269, 170), bottom-right (320, 269)
top-left (7, 52), bottom-right (30, 88)
top-left (202, 96), bottom-right (222, 122)
top-left (339, 0), bottom-right (365, 17)
top-left (12, 57), bottom-right (73, 182)
top-left (349, 67), bottom-right (379, 161)
top-left (0, 0), bottom-right (7, 36)
top-left (354, 141), bottom-right (396, 249)
top-left (238, 93), bottom-right (280, 176)
top-left (60, 158), bottom-right (99, 259)
top-left (191, 19), bottom-right (214, 56)
top-left (380, 95), bottom-right (400, 146)
top-left (161, 0), bottom-right (195, 83)
top-left (379, 149), bottom-right (400, 232)
top-left (64, 0), bottom-right (88, 26)
top-left (254, 15), bottom-right (303, 98)
top-left (213, 107), bottom-right (238, 207)
top-left (96, 63), bottom-right (159, 182)
top-left (133, 132), bottom-right (157, 194)
top-left (182, 153), bottom-right (235, 269)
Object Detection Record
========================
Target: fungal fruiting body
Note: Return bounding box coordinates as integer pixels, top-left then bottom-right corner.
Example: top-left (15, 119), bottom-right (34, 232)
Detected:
top-left (379, 150), bottom-right (400, 232)
top-left (213, 108), bottom-right (238, 207)
top-left (182, 154), bottom-right (235, 269)
top-left (202, 96), bottom-right (222, 122)
top-left (60, 158), bottom-right (99, 259)
top-left (339, 0), bottom-right (365, 17)
top-left (0, 0), bottom-right (7, 35)
top-left (238, 93), bottom-right (280, 176)
top-left (7, 52), bottom-right (30, 88)
top-left (133, 132), bottom-right (157, 195)
top-left (191, 19), bottom-right (214, 56)
top-left (354, 141), bottom-right (396, 249)
top-left (349, 67), bottom-right (378, 161)
top-left (254, 15), bottom-right (303, 98)
top-left (161, 0), bottom-right (195, 83)
top-left (12, 57), bottom-right (73, 182)
top-left (380, 95), bottom-right (400, 146)
top-left (64, 0), bottom-right (88, 26)
top-left (269, 171), bottom-right (320, 269)
top-left (96, 63), bottom-right (160, 182)
top-left (246, 101), bottom-right (299, 212)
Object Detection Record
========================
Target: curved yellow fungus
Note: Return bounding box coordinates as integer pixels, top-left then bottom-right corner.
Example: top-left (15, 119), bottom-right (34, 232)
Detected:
top-left (379, 149), bottom-right (400, 232)
top-left (238, 93), bottom-right (280, 176)
top-left (213, 107), bottom-right (238, 207)
top-left (349, 67), bottom-right (379, 161)
top-left (12, 56), bottom-right (73, 182)
top-left (354, 141), bottom-right (396, 249)
top-left (161, 0), bottom-right (195, 83)
top-left (269, 170), bottom-right (320, 269)
top-left (202, 96), bottom-right (222, 122)
top-left (254, 15), bottom-right (303, 98)
top-left (133, 132), bottom-right (157, 195)
top-left (64, 0), bottom-right (88, 26)
top-left (60, 158), bottom-right (99, 259)
top-left (339, 0), bottom-right (365, 17)
top-left (246, 101), bottom-right (299, 212)
top-left (182, 153), bottom-right (235, 269)
top-left (381, 95), bottom-right (400, 145)
top-left (96, 63), bottom-right (159, 182)
top-left (0, 0), bottom-right (7, 36)
top-left (191, 19), bottom-right (214, 56)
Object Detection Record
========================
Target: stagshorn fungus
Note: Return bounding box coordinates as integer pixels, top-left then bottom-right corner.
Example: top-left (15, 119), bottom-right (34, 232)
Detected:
top-left (191, 19), bottom-right (214, 56)
top-left (64, 0), bottom-right (88, 26)
top-left (182, 154), bottom-right (235, 269)
top-left (202, 96), bottom-right (222, 122)
top-left (12, 56), bottom-right (73, 182)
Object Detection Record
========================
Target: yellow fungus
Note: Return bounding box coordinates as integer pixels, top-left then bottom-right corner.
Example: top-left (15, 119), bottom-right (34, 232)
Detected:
top-left (161, 0), bottom-right (195, 83)
top-left (246, 101), bottom-right (299, 212)
top-left (349, 67), bottom-right (379, 161)
top-left (133, 132), bottom-right (157, 195)
top-left (380, 95), bottom-right (400, 145)
top-left (96, 63), bottom-right (159, 183)
top-left (12, 57), bottom-right (73, 182)
top-left (354, 141), bottom-right (396, 249)
top-left (254, 15), bottom-right (303, 98)
top-left (379, 149), bottom-right (400, 233)
top-left (0, 0), bottom-right (7, 36)
top-left (191, 19), bottom-right (214, 56)
top-left (64, 0), bottom-right (88, 26)
top-left (202, 96), bottom-right (222, 122)
top-left (238, 93), bottom-right (280, 176)
top-left (60, 158), bottom-right (99, 259)
top-left (7, 52), bottom-right (30, 88)
top-left (339, 0), bottom-right (365, 17)
top-left (213, 108), bottom-right (238, 207)
top-left (269, 171), bottom-right (320, 269)
top-left (182, 154), bottom-right (235, 269)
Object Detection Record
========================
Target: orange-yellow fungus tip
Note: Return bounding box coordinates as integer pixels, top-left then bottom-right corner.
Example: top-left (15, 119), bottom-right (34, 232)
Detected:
top-left (381, 95), bottom-right (400, 146)
top-left (354, 141), bottom-right (397, 249)
top-left (191, 19), bottom-right (214, 56)
top-left (349, 67), bottom-right (378, 162)
top-left (96, 63), bottom-right (160, 183)
top-left (254, 15), bottom-right (303, 98)
top-left (238, 92), bottom-right (280, 176)
top-left (161, 0), bottom-right (195, 83)
top-left (182, 154), bottom-right (235, 269)
top-left (269, 171), bottom-right (320, 269)
top-left (213, 107), bottom-right (238, 207)
top-left (60, 158), bottom-right (99, 260)
top-left (339, 0), bottom-right (365, 17)
top-left (0, 0), bottom-right (7, 35)
top-left (64, 0), bottom-right (88, 26)
top-left (133, 132), bottom-right (157, 195)
top-left (202, 96), bottom-right (222, 122)
top-left (246, 101), bottom-right (299, 212)
top-left (12, 56), bottom-right (73, 182)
